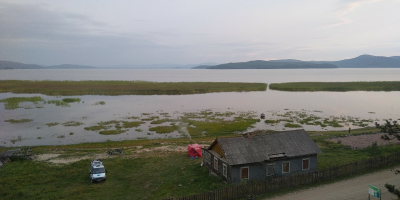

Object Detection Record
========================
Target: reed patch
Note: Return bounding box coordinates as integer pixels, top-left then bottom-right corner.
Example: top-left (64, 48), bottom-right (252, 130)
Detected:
top-left (0, 80), bottom-right (268, 95)
top-left (0, 96), bottom-right (44, 109)
top-left (270, 81), bottom-right (400, 91)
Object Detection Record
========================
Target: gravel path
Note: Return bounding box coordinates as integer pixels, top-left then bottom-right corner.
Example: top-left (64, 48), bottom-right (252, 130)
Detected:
top-left (266, 165), bottom-right (400, 200)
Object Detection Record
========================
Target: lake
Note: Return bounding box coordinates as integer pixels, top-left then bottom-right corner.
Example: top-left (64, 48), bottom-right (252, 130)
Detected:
top-left (1, 68), bottom-right (400, 147)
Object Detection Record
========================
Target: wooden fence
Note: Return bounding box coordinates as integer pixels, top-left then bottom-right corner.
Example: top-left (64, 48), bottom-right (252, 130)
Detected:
top-left (161, 152), bottom-right (400, 200)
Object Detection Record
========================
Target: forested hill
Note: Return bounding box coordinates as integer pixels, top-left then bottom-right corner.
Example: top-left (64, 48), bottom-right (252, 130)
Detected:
top-left (203, 60), bottom-right (337, 69)
top-left (0, 61), bottom-right (96, 69)
top-left (0, 60), bottom-right (45, 69)
top-left (193, 55), bottom-right (400, 69)
top-left (47, 64), bottom-right (97, 69)
top-left (328, 54), bottom-right (400, 68)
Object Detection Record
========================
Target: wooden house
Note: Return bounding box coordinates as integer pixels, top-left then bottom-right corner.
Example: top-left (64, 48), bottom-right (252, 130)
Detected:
top-left (202, 129), bottom-right (322, 183)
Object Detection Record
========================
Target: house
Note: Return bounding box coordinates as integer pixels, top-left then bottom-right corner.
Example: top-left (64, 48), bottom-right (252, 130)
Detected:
top-left (202, 129), bottom-right (322, 183)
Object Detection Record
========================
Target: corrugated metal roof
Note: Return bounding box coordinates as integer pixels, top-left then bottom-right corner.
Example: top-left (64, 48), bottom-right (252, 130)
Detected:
top-left (209, 129), bottom-right (322, 166)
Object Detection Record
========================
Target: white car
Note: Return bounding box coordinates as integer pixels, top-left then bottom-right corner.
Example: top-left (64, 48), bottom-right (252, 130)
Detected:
top-left (90, 159), bottom-right (106, 183)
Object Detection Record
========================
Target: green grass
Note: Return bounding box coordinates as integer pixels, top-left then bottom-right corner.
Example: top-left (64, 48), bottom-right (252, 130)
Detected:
top-left (0, 152), bottom-right (226, 200)
top-left (0, 96), bottom-right (44, 109)
top-left (284, 123), bottom-right (302, 128)
top-left (85, 120), bottom-right (145, 135)
top-left (149, 125), bottom-right (177, 134)
top-left (62, 121), bottom-right (84, 127)
top-left (93, 101), bottom-right (105, 105)
top-left (1, 127), bottom-right (399, 199)
top-left (265, 119), bottom-right (279, 124)
top-left (0, 80), bottom-right (268, 95)
top-left (62, 98), bottom-right (81, 103)
top-left (150, 118), bottom-right (174, 124)
top-left (47, 100), bottom-right (70, 107)
top-left (99, 130), bottom-right (127, 135)
top-left (46, 122), bottom-right (60, 127)
top-left (269, 81), bottom-right (400, 91)
top-left (307, 127), bottom-right (400, 169)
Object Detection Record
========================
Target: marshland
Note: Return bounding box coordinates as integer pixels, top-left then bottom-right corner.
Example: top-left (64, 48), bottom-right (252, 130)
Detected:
top-left (1, 69), bottom-right (400, 146)
top-left (1, 68), bottom-right (400, 199)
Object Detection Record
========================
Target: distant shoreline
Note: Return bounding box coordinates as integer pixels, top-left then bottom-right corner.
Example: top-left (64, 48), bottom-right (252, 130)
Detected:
top-left (2, 54), bottom-right (400, 69)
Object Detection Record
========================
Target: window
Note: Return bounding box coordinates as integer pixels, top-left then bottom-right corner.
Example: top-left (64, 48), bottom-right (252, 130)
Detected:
top-left (282, 161), bottom-right (290, 174)
top-left (214, 157), bottom-right (218, 171)
top-left (241, 167), bottom-right (249, 180)
top-left (302, 158), bottom-right (310, 170)
top-left (267, 163), bottom-right (274, 176)
top-left (223, 163), bottom-right (227, 178)
top-left (203, 151), bottom-right (211, 164)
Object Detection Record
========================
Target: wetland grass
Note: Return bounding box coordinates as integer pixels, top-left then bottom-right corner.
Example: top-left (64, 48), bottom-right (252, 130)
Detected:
top-left (4, 119), bottom-right (33, 124)
top-left (62, 121), bottom-right (84, 127)
top-left (84, 120), bottom-right (145, 134)
top-left (284, 123), bottom-right (302, 128)
top-left (0, 96), bottom-right (44, 109)
top-left (46, 122), bottom-right (60, 127)
top-left (93, 101), bottom-right (105, 105)
top-left (149, 125), bottom-right (177, 134)
top-left (0, 80), bottom-right (268, 95)
top-left (62, 98), bottom-right (81, 103)
top-left (269, 81), bottom-right (400, 91)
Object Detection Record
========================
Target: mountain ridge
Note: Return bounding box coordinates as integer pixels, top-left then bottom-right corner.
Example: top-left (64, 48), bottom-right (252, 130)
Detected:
top-left (2, 55), bottom-right (400, 69)
top-left (195, 55), bottom-right (400, 69)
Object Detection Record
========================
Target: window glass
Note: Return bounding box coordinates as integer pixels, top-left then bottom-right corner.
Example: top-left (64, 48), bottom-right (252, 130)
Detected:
top-left (267, 163), bottom-right (274, 176)
top-left (214, 157), bottom-right (218, 170)
top-left (282, 162), bottom-right (290, 173)
top-left (302, 159), bottom-right (310, 170)
top-left (241, 167), bottom-right (249, 179)
top-left (223, 164), bottom-right (227, 178)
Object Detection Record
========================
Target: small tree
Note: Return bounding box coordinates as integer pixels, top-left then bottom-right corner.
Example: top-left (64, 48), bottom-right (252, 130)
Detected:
top-left (385, 183), bottom-right (400, 199)
top-left (375, 120), bottom-right (400, 140)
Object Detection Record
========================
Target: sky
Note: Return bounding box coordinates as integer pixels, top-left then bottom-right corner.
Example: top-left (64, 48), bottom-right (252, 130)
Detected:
top-left (0, 0), bottom-right (400, 67)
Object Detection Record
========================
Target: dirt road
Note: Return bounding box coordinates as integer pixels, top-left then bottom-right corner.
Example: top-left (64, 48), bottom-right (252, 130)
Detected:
top-left (266, 166), bottom-right (400, 200)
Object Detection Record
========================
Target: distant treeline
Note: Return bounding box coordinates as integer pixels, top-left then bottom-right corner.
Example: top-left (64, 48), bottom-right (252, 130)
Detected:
top-left (0, 80), bottom-right (268, 96)
top-left (269, 81), bottom-right (400, 91)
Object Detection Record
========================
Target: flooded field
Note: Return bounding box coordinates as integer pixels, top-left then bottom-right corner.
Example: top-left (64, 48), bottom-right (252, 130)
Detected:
top-left (1, 69), bottom-right (400, 147)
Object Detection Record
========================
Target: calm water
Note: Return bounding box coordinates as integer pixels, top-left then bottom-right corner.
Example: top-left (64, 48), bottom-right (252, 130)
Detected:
top-left (1, 69), bottom-right (400, 147)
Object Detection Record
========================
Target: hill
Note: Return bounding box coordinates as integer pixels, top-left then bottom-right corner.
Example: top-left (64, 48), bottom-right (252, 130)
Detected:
top-left (194, 55), bottom-right (400, 69)
top-left (47, 64), bottom-right (97, 69)
top-left (205, 60), bottom-right (337, 69)
top-left (0, 60), bottom-right (45, 69)
top-left (330, 54), bottom-right (400, 68)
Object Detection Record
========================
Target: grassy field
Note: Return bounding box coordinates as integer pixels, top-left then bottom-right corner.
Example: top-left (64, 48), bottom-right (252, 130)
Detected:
top-left (0, 80), bottom-right (267, 95)
top-left (269, 81), bottom-right (400, 91)
top-left (1, 128), bottom-right (400, 199)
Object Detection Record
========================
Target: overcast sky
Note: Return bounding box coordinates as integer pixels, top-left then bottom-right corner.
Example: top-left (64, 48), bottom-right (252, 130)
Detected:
top-left (1, 0), bottom-right (399, 66)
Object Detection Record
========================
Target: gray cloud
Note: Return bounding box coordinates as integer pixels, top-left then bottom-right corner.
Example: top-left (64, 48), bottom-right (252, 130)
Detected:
top-left (0, 2), bottom-right (163, 66)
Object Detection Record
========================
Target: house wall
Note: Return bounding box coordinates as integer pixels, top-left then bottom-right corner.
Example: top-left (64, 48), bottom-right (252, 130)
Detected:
top-left (203, 150), bottom-right (230, 182)
top-left (229, 155), bottom-right (318, 184)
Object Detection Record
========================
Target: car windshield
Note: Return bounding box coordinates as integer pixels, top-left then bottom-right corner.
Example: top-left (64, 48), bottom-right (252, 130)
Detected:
top-left (92, 168), bottom-right (105, 174)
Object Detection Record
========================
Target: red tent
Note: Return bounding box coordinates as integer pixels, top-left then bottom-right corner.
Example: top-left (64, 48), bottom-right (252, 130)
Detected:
top-left (187, 144), bottom-right (202, 158)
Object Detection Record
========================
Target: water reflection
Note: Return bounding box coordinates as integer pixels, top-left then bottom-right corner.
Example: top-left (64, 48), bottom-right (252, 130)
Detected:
top-left (1, 90), bottom-right (399, 147)
top-left (2, 69), bottom-right (400, 147)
